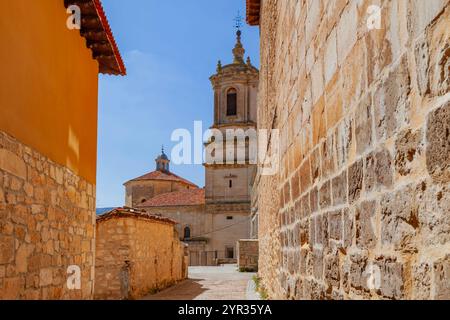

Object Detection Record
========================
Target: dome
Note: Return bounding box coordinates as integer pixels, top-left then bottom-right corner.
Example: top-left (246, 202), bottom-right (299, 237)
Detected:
top-left (157, 152), bottom-right (168, 161)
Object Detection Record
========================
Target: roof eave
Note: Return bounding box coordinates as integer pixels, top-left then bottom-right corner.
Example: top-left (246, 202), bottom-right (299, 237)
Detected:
top-left (64, 0), bottom-right (126, 76)
top-left (246, 0), bottom-right (261, 26)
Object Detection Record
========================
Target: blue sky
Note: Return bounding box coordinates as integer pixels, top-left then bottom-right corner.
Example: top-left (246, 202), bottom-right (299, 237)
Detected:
top-left (96, 0), bottom-right (260, 207)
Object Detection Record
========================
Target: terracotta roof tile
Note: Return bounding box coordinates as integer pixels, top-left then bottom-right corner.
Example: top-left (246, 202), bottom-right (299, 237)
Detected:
top-left (126, 170), bottom-right (198, 188)
top-left (97, 207), bottom-right (177, 224)
top-left (137, 189), bottom-right (205, 207)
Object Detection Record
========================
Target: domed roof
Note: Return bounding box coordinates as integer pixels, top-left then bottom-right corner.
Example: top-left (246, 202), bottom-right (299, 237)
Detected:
top-left (156, 146), bottom-right (169, 160)
top-left (125, 170), bottom-right (198, 188)
top-left (157, 152), bottom-right (169, 161)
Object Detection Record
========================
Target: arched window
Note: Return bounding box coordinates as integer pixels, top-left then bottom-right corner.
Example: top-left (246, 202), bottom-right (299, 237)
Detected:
top-left (226, 88), bottom-right (237, 116)
top-left (183, 226), bottom-right (191, 239)
top-left (229, 180), bottom-right (233, 188)
top-left (141, 199), bottom-right (147, 204)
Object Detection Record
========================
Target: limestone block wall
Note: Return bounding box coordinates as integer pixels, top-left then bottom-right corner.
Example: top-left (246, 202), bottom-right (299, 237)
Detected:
top-left (256, 0), bottom-right (450, 299)
top-left (0, 131), bottom-right (96, 299)
top-left (238, 239), bottom-right (259, 272)
top-left (94, 211), bottom-right (187, 300)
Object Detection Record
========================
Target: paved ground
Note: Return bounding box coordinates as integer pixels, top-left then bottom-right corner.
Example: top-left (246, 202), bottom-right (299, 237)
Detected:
top-left (143, 264), bottom-right (259, 300)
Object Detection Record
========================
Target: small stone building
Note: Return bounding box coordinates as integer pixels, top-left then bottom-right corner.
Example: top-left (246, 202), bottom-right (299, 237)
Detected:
top-left (94, 208), bottom-right (188, 300)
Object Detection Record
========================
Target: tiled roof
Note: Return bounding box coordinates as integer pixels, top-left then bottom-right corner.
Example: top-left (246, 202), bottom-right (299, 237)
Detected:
top-left (126, 170), bottom-right (198, 188)
top-left (246, 0), bottom-right (261, 26)
top-left (138, 189), bottom-right (205, 208)
top-left (64, 0), bottom-right (126, 75)
top-left (97, 207), bottom-right (177, 224)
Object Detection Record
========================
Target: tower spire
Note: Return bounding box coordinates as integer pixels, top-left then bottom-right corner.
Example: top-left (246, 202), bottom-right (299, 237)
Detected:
top-left (232, 11), bottom-right (245, 64)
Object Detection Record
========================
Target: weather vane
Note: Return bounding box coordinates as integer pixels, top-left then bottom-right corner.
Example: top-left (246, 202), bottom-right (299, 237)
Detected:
top-left (234, 11), bottom-right (243, 31)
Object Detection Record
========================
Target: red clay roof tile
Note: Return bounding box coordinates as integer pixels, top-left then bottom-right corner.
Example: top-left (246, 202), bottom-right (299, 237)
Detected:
top-left (126, 170), bottom-right (198, 188)
top-left (137, 189), bottom-right (205, 207)
top-left (97, 207), bottom-right (178, 224)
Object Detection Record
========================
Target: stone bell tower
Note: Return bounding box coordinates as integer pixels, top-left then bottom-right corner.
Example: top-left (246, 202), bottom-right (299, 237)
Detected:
top-left (205, 28), bottom-right (259, 206)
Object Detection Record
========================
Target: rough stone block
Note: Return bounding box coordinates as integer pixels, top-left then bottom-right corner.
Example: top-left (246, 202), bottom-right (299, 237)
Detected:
top-left (426, 101), bottom-right (450, 182)
top-left (319, 180), bottom-right (331, 210)
top-left (365, 148), bottom-right (393, 192)
top-left (336, 1), bottom-right (357, 65)
top-left (433, 255), bottom-right (450, 300)
top-left (414, 34), bottom-right (430, 96)
top-left (316, 214), bottom-right (328, 248)
top-left (309, 187), bottom-right (319, 214)
top-left (354, 95), bottom-right (373, 155)
top-left (39, 268), bottom-right (53, 287)
top-left (301, 193), bottom-right (310, 219)
top-left (325, 251), bottom-right (340, 288)
top-left (291, 171), bottom-right (300, 201)
top-left (336, 118), bottom-right (352, 169)
top-left (418, 182), bottom-right (450, 246)
top-left (395, 128), bottom-right (423, 177)
top-left (376, 256), bottom-right (404, 300)
top-left (313, 248), bottom-right (324, 280)
top-left (332, 170), bottom-right (347, 206)
top-left (324, 29), bottom-right (338, 85)
top-left (373, 55), bottom-right (411, 141)
top-left (328, 210), bottom-right (343, 242)
top-left (299, 158), bottom-right (312, 194)
top-left (343, 208), bottom-right (354, 248)
top-left (321, 133), bottom-right (336, 179)
top-left (412, 262), bottom-right (431, 300)
top-left (348, 160), bottom-right (363, 204)
top-left (310, 147), bottom-right (321, 184)
top-left (0, 149), bottom-right (27, 180)
top-left (349, 251), bottom-right (369, 293)
top-left (0, 235), bottom-right (15, 264)
top-left (381, 185), bottom-right (419, 252)
top-left (356, 200), bottom-right (377, 249)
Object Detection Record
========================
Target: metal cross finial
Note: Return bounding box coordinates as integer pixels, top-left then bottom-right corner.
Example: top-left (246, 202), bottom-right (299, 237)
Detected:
top-left (234, 11), bottom-right (243, 31)
top-left (161, 145), bottom-right (165, 154)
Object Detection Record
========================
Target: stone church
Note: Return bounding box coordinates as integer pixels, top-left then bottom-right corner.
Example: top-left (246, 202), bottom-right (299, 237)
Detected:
top-left (124, 30), bottom-right (259, 266)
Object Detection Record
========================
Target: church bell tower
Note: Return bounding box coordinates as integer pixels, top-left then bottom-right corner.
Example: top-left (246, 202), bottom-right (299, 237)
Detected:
top-left (205, 27), bottom-right (259, 206)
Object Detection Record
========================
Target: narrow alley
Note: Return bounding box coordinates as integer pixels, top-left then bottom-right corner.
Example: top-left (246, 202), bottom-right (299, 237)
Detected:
top-left (143, 265), bottom-right (259, 300)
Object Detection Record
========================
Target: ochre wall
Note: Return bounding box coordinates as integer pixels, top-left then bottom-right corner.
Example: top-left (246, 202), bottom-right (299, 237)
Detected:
top-left (0, 0), bottom-right (99, 183)
top-left (95, 216), bottom-right (187, 300)
top-left (255, 0), bottom-right (450, 300)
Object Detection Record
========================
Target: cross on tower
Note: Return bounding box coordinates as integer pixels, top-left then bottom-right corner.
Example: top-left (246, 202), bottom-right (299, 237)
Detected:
top-left (234, 11), bottom-right (243, 31)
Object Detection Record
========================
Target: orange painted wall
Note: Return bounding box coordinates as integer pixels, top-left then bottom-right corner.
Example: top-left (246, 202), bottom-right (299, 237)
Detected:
top-left (0, 1), bottom-right (99, 183)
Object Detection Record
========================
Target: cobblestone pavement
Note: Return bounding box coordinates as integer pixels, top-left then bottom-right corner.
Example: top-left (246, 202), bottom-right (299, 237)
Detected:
top-left (143, 264), bottom-right (258, 300)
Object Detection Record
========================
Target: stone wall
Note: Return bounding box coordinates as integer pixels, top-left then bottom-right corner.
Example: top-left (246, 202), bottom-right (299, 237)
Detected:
top-left (0, 131), bottom-right (96, 299)
top-left (255, 0), bottom-right (450, 299)
top-left (94, 210), bottom-right (187, 300)
top-left (237, 239), bottom-right (259, 272)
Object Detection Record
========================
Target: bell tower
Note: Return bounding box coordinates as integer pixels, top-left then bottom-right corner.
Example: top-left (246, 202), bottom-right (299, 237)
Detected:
top-left (205, 27), bottom-right (259, 205)
top-left (155, 146), bottom-right (170, 172)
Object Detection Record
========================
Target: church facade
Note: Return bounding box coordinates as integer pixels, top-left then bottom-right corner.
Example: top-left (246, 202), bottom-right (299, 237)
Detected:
top-left (124, 30), bottom-right (259, 266)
